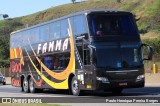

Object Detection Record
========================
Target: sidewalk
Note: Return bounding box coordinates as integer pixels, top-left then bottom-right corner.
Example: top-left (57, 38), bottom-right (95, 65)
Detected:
top-left (145, 73), bottom-right (160, 87)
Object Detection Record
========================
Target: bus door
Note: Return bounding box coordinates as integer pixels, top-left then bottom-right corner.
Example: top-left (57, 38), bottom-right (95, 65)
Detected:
top-left (75, 38), bottom-right (93, 89)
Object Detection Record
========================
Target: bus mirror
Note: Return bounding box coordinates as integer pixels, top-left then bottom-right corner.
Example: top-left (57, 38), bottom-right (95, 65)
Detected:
top-left (141, 44), bottom-right (153, 61)
top-left (88, 45), bottom-right (96, 64)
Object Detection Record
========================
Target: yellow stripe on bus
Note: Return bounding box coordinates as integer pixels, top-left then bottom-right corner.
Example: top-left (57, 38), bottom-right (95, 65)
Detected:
top-left (13, 48), bottom-right (17, 58)
top-left (19, 48), bottom-right (24, 65)
top-left (25, 48), bottom-right (69, 89)
top-left (10, 49), bottom-right (15, 59)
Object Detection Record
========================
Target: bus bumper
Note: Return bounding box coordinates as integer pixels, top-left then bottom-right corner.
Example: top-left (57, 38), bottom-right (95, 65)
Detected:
top-left (96, 77), bottom-right (144, 90)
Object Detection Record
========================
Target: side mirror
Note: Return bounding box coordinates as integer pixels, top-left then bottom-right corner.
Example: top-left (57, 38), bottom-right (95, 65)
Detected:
top-left (141, 44), bottom-right (153, 60)
top-left (88, 45), bottom-right (96, 64)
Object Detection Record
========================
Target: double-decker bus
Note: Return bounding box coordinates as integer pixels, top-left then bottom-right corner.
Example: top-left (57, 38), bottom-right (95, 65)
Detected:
top-left (10, 9), bottom-right (152, 96)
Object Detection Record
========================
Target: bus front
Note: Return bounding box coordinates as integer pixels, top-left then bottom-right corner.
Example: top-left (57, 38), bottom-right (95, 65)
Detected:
top-left (87, 11), bottom-right (152, 94)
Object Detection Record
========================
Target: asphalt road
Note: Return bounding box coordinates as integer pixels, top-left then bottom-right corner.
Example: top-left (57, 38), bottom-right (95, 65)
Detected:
top-left (0, 84), bottom-right (160, 105)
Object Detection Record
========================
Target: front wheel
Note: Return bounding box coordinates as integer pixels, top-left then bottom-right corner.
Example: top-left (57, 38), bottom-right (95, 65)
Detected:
top-left (71, 76), bottom-right (80, 96)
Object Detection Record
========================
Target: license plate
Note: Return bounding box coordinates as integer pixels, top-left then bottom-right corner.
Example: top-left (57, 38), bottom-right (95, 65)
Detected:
top-left (119, 82), bottom-right (128, 86)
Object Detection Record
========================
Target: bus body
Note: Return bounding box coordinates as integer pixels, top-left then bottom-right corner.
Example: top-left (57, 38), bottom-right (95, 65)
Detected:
top-left (10, 9), bottom-right (152, 96)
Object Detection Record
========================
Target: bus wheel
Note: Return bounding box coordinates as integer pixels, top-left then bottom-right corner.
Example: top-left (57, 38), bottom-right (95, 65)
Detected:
top-left (29, 78), bottom-right (36, 93)
top-left (21, 77), bottom-right (24, 92)
top-left (23, 78), bottom-right (29, 93)
top-left (111, 89), bottom-right (123, 95)
top-left (71, 76), bottom-right (80, 96)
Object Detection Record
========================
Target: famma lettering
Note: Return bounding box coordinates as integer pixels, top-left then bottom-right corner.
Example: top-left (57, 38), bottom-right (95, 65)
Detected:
top-left (37, 38), bottom-right (69, 54)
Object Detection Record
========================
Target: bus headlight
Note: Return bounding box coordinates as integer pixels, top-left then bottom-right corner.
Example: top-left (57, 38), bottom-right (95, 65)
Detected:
top-left (136, 75), bottom-right (144, 82)
top-left (96, 77), bottom-right (110, 83)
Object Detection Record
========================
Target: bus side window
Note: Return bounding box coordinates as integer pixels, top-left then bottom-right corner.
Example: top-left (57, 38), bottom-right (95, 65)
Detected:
top-left (50, 21), bottom-right (61, 40)
top-left (54, 54), bottom-right (60, 70)
top-left (70, 15), bottom-right (87, 36)
top-left (42, 53), bottom-right (70, 71)
top-left (59, 53), bottom-right (70, 70)
top-left (54, 21), bottom-right (61, 39)
top-left (39, 25), bottom-right (49, 42)
top-left (53, 53), bottom-right (70, 70)
top-left (61, 19), bottom-right (69, 38)
top-left (43, 55), bottom-right (54, 70)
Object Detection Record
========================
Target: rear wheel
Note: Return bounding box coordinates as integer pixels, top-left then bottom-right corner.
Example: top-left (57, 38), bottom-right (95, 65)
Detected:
top-left (29, 78), bottom-right (43, 93)
top-left (23, 78), bottom-right (29, 93)
top-left (29, 78), bottom-right (36, 93)
top-left (70, 76), bottom-right (80, 96)
top-left (21, 78), bottom-right (24, 92)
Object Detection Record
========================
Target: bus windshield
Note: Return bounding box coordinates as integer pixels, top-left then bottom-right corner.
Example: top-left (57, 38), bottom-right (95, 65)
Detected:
top-left (88, 14), bottom-right (138, 36)
top-left (94, 42), bottom-right (142, 69)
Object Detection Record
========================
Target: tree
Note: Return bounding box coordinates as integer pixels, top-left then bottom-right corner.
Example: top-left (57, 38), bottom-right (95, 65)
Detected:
top-left (117, 0), bottom-right (121, 3)
top-left (71, 0), bottom-right (76, 4)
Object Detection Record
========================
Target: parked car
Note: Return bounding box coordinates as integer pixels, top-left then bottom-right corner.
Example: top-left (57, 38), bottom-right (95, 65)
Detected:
top-left (0, 73), bottom-right (6, 85)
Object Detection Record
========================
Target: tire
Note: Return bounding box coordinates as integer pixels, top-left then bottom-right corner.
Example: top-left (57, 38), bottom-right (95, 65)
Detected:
top-left (29, 78), bottom-right (43, 93)
top-left (3, 82), bottom-right (6, 85)
top-left (21, 79), bottom-right (24, 92)
top-left (70, 76), bottom-right (80, 96)
top-left (29, 78), bottom-right (36, 93)
top-left (23, 78), bottom-right (29, 93)
top-left (111, 89), bottom-right (123, 95)
top-left (21, 86), bottom-right (24, 92)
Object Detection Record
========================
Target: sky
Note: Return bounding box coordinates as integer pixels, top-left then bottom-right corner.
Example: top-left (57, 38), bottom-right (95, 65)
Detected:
top-left (0, 0), bottom-right (82, 18)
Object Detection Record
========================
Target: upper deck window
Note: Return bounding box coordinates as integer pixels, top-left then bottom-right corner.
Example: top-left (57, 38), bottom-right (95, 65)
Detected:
top-left (70, 15), bottom-right (87, 36)
top-left (88, 13), bottom-right (138, 36)
top-left (61, 19), bottom-right (69, 38)
top-left (50, 21), bottom-right (61, 40)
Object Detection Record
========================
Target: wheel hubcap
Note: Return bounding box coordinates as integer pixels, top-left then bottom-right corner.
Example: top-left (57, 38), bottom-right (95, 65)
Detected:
top-left (29, 80), bottom-right (34, 91)
top-left (23, 80), bottom-right (28, 91)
